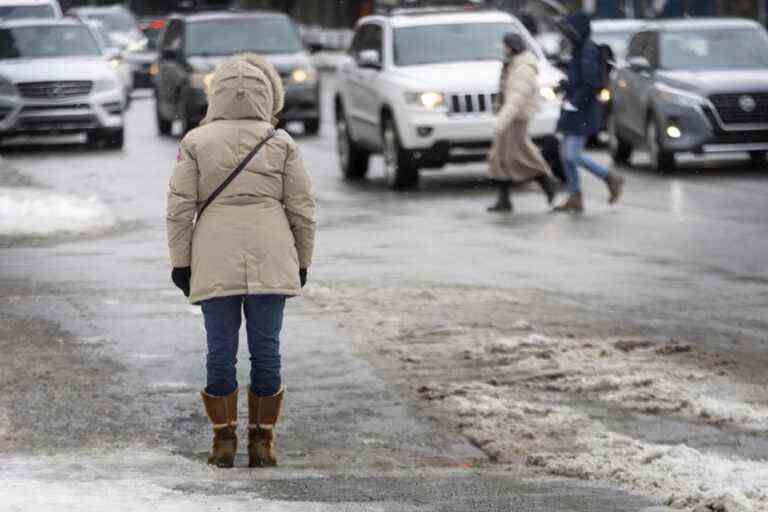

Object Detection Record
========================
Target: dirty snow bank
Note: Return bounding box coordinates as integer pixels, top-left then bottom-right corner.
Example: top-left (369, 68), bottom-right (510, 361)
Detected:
top-left (304, 284), bottom-right (768, 511)
top-left (0, 187), bottom-right (115, 237)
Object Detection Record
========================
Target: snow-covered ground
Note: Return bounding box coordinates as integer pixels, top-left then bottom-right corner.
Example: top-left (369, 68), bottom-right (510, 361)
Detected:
top-left (303, 284), bottom-right (768, 512)
top-left (0, 187), bottom-right (115, 238)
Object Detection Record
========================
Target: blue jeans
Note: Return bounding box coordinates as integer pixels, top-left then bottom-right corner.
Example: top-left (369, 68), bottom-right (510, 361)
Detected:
top-left (201, 295), bottom-right (286, 397)
top-left (560, 135), bottom-right (610, 193)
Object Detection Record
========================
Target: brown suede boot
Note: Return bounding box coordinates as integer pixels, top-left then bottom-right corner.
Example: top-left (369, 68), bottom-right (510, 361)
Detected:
top-left (553, 192), bottom-right (584, 213)
top-left (605, 173), bottom-right (625, 204)
top-left (248, 386), bottom-right (284, 467)
top-left (201, 389), bottom-right (238, 468)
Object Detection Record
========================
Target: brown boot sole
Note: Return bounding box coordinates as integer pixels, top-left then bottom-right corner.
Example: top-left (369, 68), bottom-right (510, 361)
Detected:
top-left (208, 455), bottom-right (235, 468)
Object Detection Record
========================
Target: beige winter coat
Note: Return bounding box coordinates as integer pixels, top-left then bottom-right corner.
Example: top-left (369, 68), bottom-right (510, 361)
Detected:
top-left (495, 51), bottom-right (540, 132)
top-left (166, 54), bottom-right (316, 304)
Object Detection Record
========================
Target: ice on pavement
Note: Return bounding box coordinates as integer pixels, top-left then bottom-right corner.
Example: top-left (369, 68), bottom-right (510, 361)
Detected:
top-left (0, 187), bottom-right (115, 237)
top-left (0, 450), bottom-right (386, 512)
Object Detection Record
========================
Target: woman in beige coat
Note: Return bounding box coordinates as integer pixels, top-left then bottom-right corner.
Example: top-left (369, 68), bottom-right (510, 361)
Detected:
top-left (488, 33), bottom-right (557, 212)
top-left (166, 54), bottom-right (315, 469)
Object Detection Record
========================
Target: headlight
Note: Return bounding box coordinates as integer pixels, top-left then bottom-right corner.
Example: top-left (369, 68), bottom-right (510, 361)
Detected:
top-left (404, 91), bottom-right (445, 110)
top-left (598, 88), bottom-right (611, 103)
top-left (0, 76), bottom-right (17, 96)
top-left (540, 86), bottom-right (559, 102)
top-left (290, 67), bottom-right (317, 85)
top-left (93, 76), bottom-right (122, 94)
top-left (190, 71), bottom-right (214, 91)
top-left (108, 57), bottom-right (122, 70)
top-left (655, 83), bottom-right (705, 109)
top-left (126, 37), bottom-right (148, 53)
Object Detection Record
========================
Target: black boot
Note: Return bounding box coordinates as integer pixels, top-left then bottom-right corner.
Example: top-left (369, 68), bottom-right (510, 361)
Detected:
top-left (535, 175), bottom-right (558, 205)
top-left (487, 181), bottom-right (512, 212)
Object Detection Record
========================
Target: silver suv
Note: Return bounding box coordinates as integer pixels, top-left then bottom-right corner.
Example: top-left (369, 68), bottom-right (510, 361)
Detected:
top-left (0, 18), bottom-right (126, 148)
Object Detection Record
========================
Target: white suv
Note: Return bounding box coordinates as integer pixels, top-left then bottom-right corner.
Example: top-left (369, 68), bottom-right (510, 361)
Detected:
top-left (335, 6), bottom-right (564, 189)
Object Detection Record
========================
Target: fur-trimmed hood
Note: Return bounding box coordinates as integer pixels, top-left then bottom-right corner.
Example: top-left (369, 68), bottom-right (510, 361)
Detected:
top-left (201, 53), bottom-right (285, 125)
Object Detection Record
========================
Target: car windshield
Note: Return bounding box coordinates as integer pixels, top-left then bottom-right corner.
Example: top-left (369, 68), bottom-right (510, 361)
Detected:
top-left (394, 22), bottom-right (532, 66)
top-left (87, 11), bottom-right (137, 33)
top-left (185, 18), bottom-right (303, 56)
top-left (661, 29), bottom-right (768, 70)
top-left (0, 5), bottom-right (55, 20)
top-left (593, 32), bottom-right (631, 62)
top-left (0, 25), bottom-right (101, 59)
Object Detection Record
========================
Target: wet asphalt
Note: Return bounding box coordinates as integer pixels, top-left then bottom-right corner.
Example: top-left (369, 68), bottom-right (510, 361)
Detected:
top-left (0, 76), bottom-right (766, 510)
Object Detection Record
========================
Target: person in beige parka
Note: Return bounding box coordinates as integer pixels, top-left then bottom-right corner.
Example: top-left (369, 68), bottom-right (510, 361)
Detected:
top-left (166, 54), bottom-right (315, 469)
top-left (487, 33), bottom-right (558, 212)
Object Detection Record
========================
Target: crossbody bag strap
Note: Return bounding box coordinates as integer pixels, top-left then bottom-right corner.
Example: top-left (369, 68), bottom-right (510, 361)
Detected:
top-left (197, 130), bottom-right (276, 219)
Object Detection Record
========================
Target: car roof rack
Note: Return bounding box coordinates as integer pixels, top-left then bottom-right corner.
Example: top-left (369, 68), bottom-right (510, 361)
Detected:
top-left (375, 0), bottom-right (494, 16)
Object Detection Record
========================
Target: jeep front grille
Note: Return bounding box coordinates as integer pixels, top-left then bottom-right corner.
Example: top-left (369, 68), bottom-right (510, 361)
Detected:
top-left (709, 92), bottom-right (768, 125)
top-left (17, 81), bottom-right (94, 100)
top-left (449, 92), bottom-right (500, 115)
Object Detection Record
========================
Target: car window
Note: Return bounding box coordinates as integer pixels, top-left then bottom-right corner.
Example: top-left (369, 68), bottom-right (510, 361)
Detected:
top-left (0, 5), bottom-right (55, 20)
top-left (626, 31), bottom-right (648, 59)
top-left (161, 19), bottom-right (182, 53)
top-left (660, 28), bottom-right (768, 71)
top-left (642, 32), bottom-right (657, 67)
top-left (185, 17), bottom-right (303, 57)
top-left (85, 11), bottom-right (137, 33)
top-left (0, 25), bottom-right (101, 59)
top-left (394, 22), bottom-right (529, 67)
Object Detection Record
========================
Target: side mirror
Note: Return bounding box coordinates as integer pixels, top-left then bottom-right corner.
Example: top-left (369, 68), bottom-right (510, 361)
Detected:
top-left (104, 47), bottom-right (122, 61)
top-left (161, 47), bottom-right (180, 60)
top-left (628, 56), bottom-right (651, 73)
top-left (357, 49), bottom-right (381, 70)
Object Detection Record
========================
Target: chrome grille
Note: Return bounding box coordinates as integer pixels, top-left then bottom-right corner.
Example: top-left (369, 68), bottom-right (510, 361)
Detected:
top-left (449, 92), bottom-right (499, 115)
top-left (17, 81), bottom-right (93, 100)
top-left (709, 92), bottom-right (768, 125)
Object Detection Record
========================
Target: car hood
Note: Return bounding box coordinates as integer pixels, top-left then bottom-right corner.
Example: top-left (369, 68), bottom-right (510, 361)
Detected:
top-left (390, 60), bottom-right (564, 92)
top-left (657, 69), bottom-right (768, 95)
top-left (0, 57), bottom-right (115, 84)
top-left (186, 52), bottom-right (312, 75)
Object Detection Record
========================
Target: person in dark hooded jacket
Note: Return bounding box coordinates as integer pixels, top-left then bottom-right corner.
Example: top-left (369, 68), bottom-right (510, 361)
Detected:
top-left (554, 12), bottom-right (624, 212)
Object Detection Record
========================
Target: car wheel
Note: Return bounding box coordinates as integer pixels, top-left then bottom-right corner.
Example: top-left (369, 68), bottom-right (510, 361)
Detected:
top-left (541, 143), bottom-right (565, 183)
top-left (304, 118), bottom-right (320, 136)
top-left (646, 117), bottom-right (675, 173)
top-left (608, 113), bottom-right (632, 165)
top-left (382, 116), bottom-right (419, 190)
top-left (156, 99), bottom-right (172, 136)
top-left (749, 150), bottom-right (767, 166)
top-left (335, 104), bottom-right (369, 179)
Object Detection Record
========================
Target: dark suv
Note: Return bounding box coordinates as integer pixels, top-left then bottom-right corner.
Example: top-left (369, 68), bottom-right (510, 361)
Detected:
top-left (155, 11), bottom-right (320, 136)
top-left (609, 18), bottom-right (768, 172)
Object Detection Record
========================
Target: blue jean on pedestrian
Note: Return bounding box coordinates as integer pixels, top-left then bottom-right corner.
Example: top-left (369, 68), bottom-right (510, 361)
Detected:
top-left (560, 134), bottom-right (610, 193)
top-left (201, 294), bottom-right (286, 398)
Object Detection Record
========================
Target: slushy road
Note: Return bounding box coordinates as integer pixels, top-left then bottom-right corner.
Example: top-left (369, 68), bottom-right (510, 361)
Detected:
top-left (1, 80), bottom-right (766, 511)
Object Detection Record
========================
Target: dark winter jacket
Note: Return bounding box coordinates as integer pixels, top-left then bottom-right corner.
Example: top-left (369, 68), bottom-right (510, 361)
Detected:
top-left (556, 12), bottom-right (602, 136)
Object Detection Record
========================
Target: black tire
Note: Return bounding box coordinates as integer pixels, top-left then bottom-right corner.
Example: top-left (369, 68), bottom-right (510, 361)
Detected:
top-left (542, 144), bottom-right (566, 183)
top-left (335, 102), bottom-right (370, 179)
top-left (646, 117), bottom-right (675, 173)
top-left (156, 99), bottom-right (172, 136)
top-left (304, 118), bottom-right (320, 136)
top-left (88, 129), bottom-right (124, 150)
top-left (382, 116), bottom-right (419, 190)
top-left (608, 113), bottom-right (632, 165)
top-left (749, 150), bottom-right (767, 166)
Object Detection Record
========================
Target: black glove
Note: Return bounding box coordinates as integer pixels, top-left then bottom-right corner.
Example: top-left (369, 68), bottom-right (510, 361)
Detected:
top-left (299, 268), bottom-right (308, 288)
top-left (172, 267), bottom-right (191, 297)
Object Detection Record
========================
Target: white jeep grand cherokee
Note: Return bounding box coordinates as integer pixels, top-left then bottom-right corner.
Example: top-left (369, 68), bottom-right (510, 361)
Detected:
top-left (335, 6), bottom-right (564, 189)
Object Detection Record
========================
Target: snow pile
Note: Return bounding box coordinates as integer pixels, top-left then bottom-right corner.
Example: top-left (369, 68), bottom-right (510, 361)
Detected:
top-left (302, 284), bottom-right (768, 511)
top-left (0, 187), bottom-right (115, 237)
